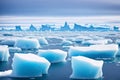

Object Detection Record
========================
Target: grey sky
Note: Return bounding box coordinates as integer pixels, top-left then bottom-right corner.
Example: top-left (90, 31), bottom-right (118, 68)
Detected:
top-left (0, 0), bottom-right (120, 16)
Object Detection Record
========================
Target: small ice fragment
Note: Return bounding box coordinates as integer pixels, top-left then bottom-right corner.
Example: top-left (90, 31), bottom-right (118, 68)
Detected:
top-left (11, 53), bottom-right (50, 77)
top-left (38, 49), bottom-right (67, 63)
top-left (14, 38), bottom-right (40, 50)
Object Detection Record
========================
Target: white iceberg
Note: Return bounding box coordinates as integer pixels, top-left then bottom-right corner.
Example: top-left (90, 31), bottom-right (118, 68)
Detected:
top-left (70, 56), bottom-right (103, 79)
top-left (0, 45), bottom-right (10, 61)
top-left (14, 38), bottom-right (40, 50)
top-left (68, 44), bottom-right (118, 59)
top-left (38, 49), bottom-right (67, 63)
top-left (11, 53), bottom-right (50, 77)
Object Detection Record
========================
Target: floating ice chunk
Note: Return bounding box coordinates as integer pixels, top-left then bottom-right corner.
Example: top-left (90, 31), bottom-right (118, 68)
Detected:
top-left (11, 53), bottom-right (50, 77)
top-left (38, 37), bottom-right (48, 45)
top-left (38, 49), bottom-right (67, 63)
top-left (81, 39), bottom-right (109, 46)
top-left (0, 45), bottom-right (10, 61)
top-left (68, 44), bottom-right (118, 59)
top-left (70, 56), bottom-right (103, 79)
top-left (14, 38), bottom-right (40, 50)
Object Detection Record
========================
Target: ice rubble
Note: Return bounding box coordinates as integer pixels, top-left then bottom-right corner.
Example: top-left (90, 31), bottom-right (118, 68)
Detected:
top-left (0, 45), bottom-right (10, 61)
top-left (11, 53), bottom-right (50, 77)
top-left (70, 56), bottom-right (103, 79)
top-left (38, 49), bottom-right (67, 63)
top-left (14, 38), bottom-right (40, 50)
top-left (68, 44), bottom-right (118, 59)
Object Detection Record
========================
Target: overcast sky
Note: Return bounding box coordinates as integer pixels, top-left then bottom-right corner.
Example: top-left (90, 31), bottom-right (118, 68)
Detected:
top-left (0, 0), bottom-right (120, 16)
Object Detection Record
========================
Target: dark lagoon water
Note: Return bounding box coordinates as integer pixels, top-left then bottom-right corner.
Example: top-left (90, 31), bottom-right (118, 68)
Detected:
top-left (0, 31), bottom-right (120, 80)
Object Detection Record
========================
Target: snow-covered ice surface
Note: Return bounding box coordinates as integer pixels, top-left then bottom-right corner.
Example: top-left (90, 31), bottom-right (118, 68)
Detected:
top-left (0, 31), bottom-right (120, 80)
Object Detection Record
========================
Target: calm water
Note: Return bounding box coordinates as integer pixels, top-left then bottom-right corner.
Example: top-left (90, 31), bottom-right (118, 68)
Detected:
top-left (0, 31), bottom-right (120, 80)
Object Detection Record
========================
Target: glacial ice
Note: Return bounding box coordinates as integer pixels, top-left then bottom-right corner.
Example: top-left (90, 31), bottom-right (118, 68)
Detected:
top-left (38, 37), bottom-right (48, 45)
top-left (0, 45), bottom-right (10, 61)
top-left (14, 38), bottom-right (40, 50)
top-left (70, 56), bottom-right (103, 79)
top-left (68, 44), bottom-right (118, 59)
top-left (11, 53), bottom-right (50, 77)
top-left (38, 49), bottom-right (67, 63)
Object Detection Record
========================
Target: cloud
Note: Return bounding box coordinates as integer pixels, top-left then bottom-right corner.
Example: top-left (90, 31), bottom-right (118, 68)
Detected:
top-left (0, 0), bottom-right (120, 16)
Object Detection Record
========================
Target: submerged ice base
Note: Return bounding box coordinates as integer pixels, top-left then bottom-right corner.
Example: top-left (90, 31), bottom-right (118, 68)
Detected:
top-left (69, 44), bottom-right (118, 59)
top-left (11, 53), bottom-right (50, 77)
top-left (70, 56), bottom-right (103, 79)
top-left (38, 49), bottom-right (67, 63)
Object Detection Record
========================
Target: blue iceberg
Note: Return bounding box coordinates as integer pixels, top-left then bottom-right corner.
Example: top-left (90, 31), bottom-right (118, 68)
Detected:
top-left (0, 45), bottom-right (10, 61)
top-left (38, 49), bottom-right (67, 63)
top-left (68, 44), bottom-right (118, 59)
top-left (14, 38), bottom-right (40, 50)
top-left (11, 53), bottom-right (50, 77)
top-left (70, 56), bottom-right (103, 79)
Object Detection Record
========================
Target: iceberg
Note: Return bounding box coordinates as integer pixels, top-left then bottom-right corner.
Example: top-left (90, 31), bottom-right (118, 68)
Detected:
top-left (38, 49), bottom-right (67, 63)
top-left (0, 45), bottom-right (10, 61)
top-left (68, 44), bottom-right (118, 59)
top-left (14, 38), bottom-right (40, 50)
top-left (70, 56), bottom-right (103, 79)
top-left (11, 53), bottom-right (50, 77)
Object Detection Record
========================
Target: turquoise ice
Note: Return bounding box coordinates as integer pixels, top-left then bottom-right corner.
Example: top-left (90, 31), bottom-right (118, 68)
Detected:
top-left (70, 56), bottom-right (103, 79)
top-left (69, 44), bottom-right (118, 59)
top-left (11, 53), bottom-right (50, 77)
top-left (14, 38), bottom-right (40, 50)
top-left (38, 49), bottom-right (67, 63)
